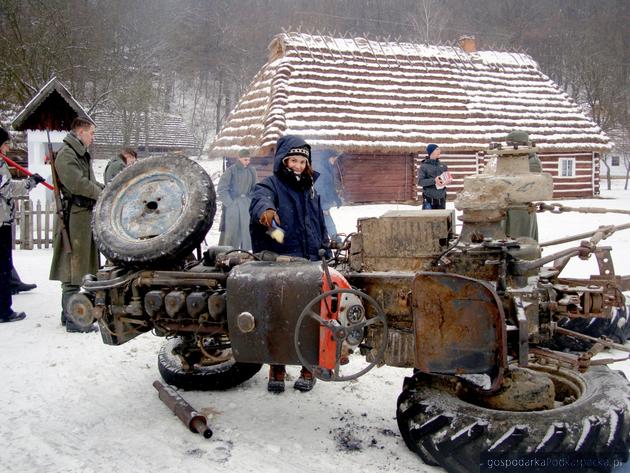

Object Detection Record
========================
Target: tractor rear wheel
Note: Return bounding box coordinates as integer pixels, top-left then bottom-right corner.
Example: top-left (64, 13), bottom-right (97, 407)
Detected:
top-left (396, 365), bottom-right (630, 473)
top-left (553, 306), bottom-right (630, 351)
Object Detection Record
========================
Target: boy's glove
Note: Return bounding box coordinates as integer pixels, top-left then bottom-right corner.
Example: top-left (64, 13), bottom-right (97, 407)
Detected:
top-left (260, 209), bottom-right (281, 228)
top-left (31, 173), bottom-right (46, 185)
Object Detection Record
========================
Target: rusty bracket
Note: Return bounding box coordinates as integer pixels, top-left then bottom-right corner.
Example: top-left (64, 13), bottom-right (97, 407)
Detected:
top-left (515, 300), bottom-right (528, 367)
top-left (529, 346), bottom-right (590, 372)
top-left (552, 324), bottom-right (630, 353)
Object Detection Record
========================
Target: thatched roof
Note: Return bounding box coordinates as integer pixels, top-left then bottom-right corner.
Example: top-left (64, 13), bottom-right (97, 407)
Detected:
top-left (211, 32), bottom-right (610, 156)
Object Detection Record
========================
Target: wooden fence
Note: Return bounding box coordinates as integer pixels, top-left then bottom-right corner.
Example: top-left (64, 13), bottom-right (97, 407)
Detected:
top-left (11, 197), bottom-right (56, 250)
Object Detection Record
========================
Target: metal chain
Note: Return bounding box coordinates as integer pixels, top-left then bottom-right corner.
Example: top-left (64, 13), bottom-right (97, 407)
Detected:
top-left (535, 202), bottom-right (630, 216)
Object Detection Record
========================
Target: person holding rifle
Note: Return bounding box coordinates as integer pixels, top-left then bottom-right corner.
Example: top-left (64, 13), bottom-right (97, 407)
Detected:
top-left (0, 127), bottom-right (46, 323)
top-left (49, 117), bottom-right (104, 333)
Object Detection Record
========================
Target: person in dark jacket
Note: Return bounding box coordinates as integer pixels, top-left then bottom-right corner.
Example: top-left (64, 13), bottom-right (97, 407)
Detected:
top-left (312, 148), bottom-right (342, 240)
top-left (49, 117), bottom-right (104, 333)
top-left (217, 148), bottom-right (257, 250)
top-left (418, 144), bottom-right (450, 209)
top-left (104, 147), bottom-right (137, 185)
top-left (250, 135), bottom-right (330, 393)
top-left (1, 127), bottom-right (46, 323)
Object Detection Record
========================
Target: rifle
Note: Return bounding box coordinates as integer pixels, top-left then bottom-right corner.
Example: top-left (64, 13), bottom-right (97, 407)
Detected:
top-left (0, 153), bottom-right (55, 191)
top-left (47, 130), bottom-right (72, 254)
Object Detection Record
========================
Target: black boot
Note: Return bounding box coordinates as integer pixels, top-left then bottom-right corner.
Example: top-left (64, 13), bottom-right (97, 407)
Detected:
top-left (267, 365), bottom-right (286, 393)
top-left (0, 311), bottom-right (27, 323)
top-left (62, 288), bottom-right (96, 333)
top-left (65, 317), bottom-right (97, 333)
top-left (10, 267), bottom-right (37, 295)
top-left (11, 282), bottom-right (37, 295)
top-left (293, 367), bottom-right (316, 392)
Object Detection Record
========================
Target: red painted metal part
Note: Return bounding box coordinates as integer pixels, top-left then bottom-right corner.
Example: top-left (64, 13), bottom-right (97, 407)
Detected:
top-left (1, 152), bottom-right (55, 191)
top-left (318, 269), bottom-right (352, 370)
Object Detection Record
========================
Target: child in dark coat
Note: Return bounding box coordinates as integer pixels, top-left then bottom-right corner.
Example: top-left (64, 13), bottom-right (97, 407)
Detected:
top-left (249, 134), bottom-right (330, 393)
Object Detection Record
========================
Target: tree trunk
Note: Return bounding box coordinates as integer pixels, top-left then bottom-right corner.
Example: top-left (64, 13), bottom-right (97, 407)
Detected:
top-left (601, 157), bottom-right (612, 190)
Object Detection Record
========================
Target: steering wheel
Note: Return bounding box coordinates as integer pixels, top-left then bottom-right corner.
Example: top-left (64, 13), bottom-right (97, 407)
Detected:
top-left (294, 287), bottom-right (388, 381)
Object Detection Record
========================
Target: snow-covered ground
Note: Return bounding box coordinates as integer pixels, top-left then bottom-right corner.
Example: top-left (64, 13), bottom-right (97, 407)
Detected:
top-left (3, 168), bottom-right (630, 472)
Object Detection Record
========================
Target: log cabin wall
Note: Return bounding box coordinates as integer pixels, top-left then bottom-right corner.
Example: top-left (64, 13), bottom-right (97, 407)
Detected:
top-left (337, 153), bottom-right (416, 203)
top-left (540, 152), bottom-right (597, 198)
top-left (228, 149), bottom-right (597, 203)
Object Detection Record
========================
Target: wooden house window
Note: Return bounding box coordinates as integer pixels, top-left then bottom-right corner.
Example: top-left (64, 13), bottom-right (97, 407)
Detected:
top-left (611, 156), bottom-right (620, 166)
top-left (558, 158), bottom-right (576, 177)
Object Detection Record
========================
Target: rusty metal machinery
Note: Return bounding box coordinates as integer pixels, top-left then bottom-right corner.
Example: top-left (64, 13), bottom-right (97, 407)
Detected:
top-left (77, 140), bottom-right (630, 473)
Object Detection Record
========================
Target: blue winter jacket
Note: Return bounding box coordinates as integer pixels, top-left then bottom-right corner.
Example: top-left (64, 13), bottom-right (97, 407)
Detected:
top-left (249, 135), bottom-right (331, 260)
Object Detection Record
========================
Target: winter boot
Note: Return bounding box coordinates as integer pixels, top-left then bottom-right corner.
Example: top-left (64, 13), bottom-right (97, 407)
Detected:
top-left (10, 267), bottom-right (36, 295)
top-left (11, 282), bottom-right (37, 295)
top-left (65, 317), bottom-right (97, 333)
top-left (62, 290), bottom-right (97, 333)
top-left (293, 366), bottom-right (316, 392)
top-left (267, 365), bottom-right (286, 393)
top-left (0, 310), bottom-right (27, 323)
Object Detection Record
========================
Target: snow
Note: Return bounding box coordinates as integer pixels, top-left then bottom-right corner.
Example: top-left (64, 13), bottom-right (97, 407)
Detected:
top-left (3, 172), bottom-right (630, 472)
top-left (214, 34), bottom-right (610, 157)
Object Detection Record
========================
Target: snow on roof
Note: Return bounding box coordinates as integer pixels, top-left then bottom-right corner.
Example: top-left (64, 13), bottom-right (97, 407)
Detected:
top-left (211, 32), bottom-right (610, 156)
top-left (11, 77), bottom-right (92, 130)
top-left (93, 110), bottom-right (197, 149)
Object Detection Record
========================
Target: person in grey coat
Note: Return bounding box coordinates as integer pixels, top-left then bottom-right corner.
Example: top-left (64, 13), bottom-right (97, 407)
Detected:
top-left (418, 144), bottom-right (449, 209)
top-left (0, 127), bottom-right (46, 323)
top-left (217, 149), bottom-right (257, 250)
top-left (312, 149), bottom-right (342, 240)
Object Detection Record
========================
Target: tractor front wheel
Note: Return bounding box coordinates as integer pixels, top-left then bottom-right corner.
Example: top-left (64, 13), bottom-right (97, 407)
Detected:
top-left (158, 337), bottom-right (262, 391)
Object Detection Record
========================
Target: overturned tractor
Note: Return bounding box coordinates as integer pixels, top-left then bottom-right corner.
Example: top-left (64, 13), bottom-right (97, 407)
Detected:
top-left (76, 142), bottom-right (630, 473)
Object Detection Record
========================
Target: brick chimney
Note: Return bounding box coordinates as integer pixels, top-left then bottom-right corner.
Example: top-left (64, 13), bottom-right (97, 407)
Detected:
top-left (458, 35), bottom-right (476, 53)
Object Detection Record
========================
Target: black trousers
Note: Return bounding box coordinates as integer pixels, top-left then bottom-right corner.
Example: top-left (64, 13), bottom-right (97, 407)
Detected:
top-left (0, 225), bottom-right (13, 318)
top-left (422, 195), bottom-right (446, 210)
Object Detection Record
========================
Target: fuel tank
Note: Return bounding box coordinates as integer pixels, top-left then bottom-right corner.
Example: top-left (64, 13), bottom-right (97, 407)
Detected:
top-left (226, 261), bottom-right (322, 366)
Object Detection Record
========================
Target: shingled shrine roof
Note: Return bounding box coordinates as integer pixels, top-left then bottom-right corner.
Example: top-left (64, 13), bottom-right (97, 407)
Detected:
top-left (93, 110), bottom-right (197, 150)
top-left (211, 32), bottom-right (610, 156)
top-left (11, 77), bottom-right (92, 131)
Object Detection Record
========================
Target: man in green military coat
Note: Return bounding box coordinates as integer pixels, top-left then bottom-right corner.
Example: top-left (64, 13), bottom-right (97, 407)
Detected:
top-left (217, 149), bottom-right (257, 250)
top-left (104, 147), bottom-right (137, 185)
top-left (49, 117), bottom-right (104, 333)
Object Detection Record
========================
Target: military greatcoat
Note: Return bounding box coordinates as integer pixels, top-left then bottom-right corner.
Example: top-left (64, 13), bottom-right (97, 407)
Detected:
top-left (49, 132), bottom-right (103, 285)
top-left (504, 153), bottom-right (543, 241)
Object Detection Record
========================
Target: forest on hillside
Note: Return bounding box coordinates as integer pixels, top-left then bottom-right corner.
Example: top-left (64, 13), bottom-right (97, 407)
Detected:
top-left (1, 0), bottom-right (628, 151)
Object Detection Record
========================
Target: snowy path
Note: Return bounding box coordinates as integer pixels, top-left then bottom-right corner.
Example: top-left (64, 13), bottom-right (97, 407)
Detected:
top-left (5, 249), bottom-right (432, 473)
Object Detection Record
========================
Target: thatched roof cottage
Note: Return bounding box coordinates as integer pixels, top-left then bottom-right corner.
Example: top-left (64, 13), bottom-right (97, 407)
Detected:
top-left (211, 33), bottom-right (610, 202)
